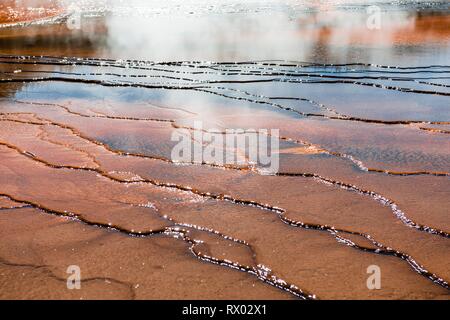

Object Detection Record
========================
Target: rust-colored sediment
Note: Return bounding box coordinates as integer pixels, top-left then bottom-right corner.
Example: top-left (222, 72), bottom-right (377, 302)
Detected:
top-left (0, 97), bottom-right (449, 299)
top-left (0, 0), bottom-right (64, 25)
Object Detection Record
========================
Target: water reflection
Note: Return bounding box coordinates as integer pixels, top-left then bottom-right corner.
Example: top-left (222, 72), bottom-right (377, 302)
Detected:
top-left (1, 1), bottom-right (449, 170)
top-left (0, 0), bottom-right (448, 65)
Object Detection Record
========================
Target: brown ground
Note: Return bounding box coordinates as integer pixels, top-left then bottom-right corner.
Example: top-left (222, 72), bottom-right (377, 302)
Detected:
top-left (0, 95), bottom-right (448, 300)
top-left (0, 0), bottom-right (64, 25)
